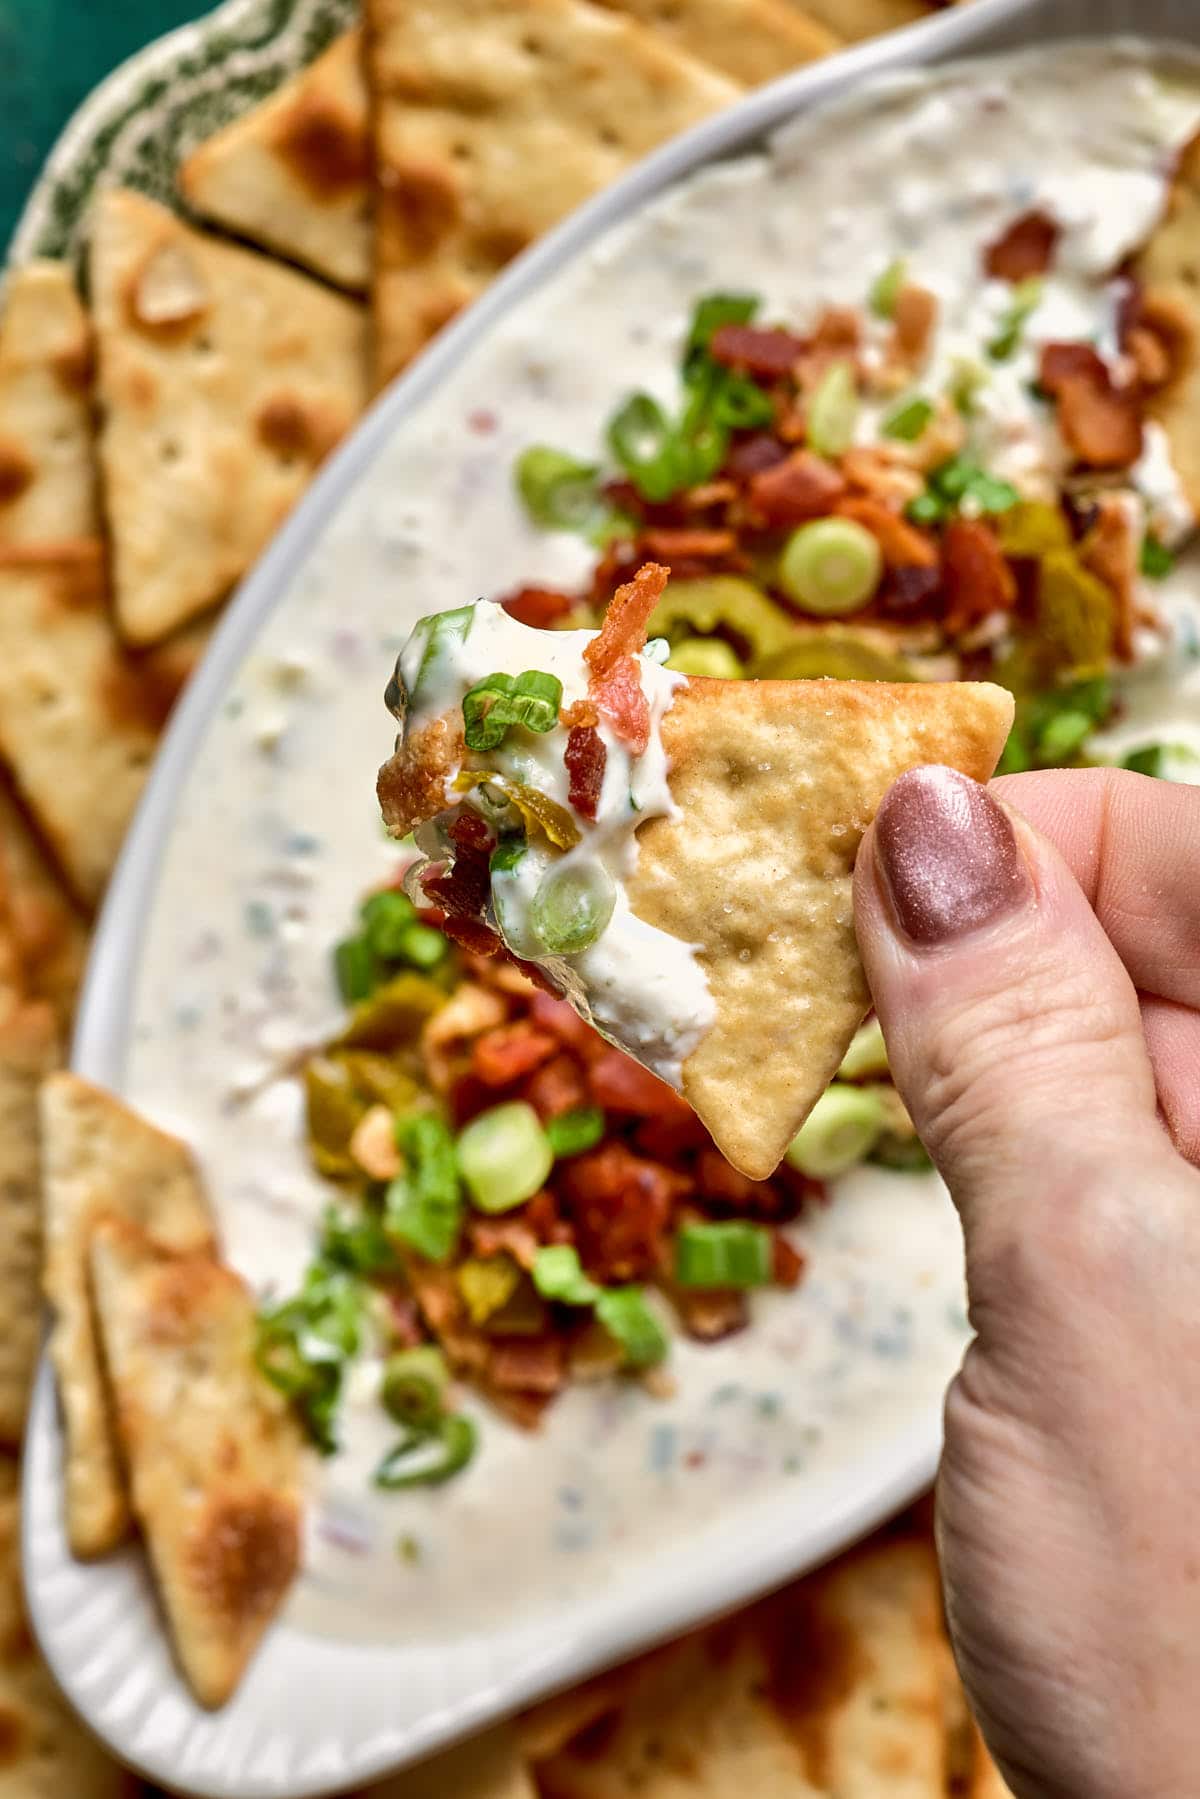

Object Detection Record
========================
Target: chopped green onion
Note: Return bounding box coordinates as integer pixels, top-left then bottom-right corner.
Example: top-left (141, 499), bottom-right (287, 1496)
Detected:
top-left (255, 1263), bottom-right (361, 1454)
top-left (319, 1204), bottom-right (399, 1276)
top-left (334, 935), bottom-right (375, 1004)
top-left (906, 491), bottom-right (947, 527)
top-left (711, 372), bottom-right (775, 431)
top-left (385, 1115), bottom-right (462, 1262)
top-left (457, 1101), bottom-right (553, 1213)
top-left (462, 669), bottom-right (565, 751)
top-left (490, 840), bottom-right (540, 958)
top-left (545, 1106), bottom-right (605, 1158)
top-left (948, 357), bottom-right (987, 417)
top-left (595, 1287), bottom-right (669, 1368)
top-left (666, 637), bottom-right (745, 679)
top-left (530, 859), bottom-right (616, 955)
top-left (1037, 708), bottom-right (1094, 763)
top-left (1140, 536), bottom-right (1175, 579)
top-left (381, 1345), bottom-right (450, 1431)
top-left (1122, 743), bottom-right (1166, 778)
top-left (607, 393), bottom-right (681, 503)
top-left (925, 457), bottom-right (1020, 518)
top-left (532, 1244), bottom-right (601, 1306)
top-left (515, 445), bottom-right (603, 532)
top-left (675, 1222), bottom-right (773, 1289)
top-left (806, 360), bottom-right (859, 458)
top-left (987, 277), bottom-right (1044, 362)
top-left (374, 1414), bottom-right (478, 1489)
top-left (779, 518), bottom-right (883, 616)
top-left (967, 473), bottom-right (1022, 515)
top-left (786, 1083), bottom-right (888, 1179)
top-left (837, 1017), bottom-right (889, 1081)
top-left (882, 396), bottom-right (934, 443)
top-left (684, 292), bottom-right (759, 369)
top-left (394, 922), bottom-right (448, 970)
top-left (361, 890), bottom-right (416, 960)
top-left (404, 606), bottom-right (475, 708)
top-left (869, 258), bottom-right (907, 320)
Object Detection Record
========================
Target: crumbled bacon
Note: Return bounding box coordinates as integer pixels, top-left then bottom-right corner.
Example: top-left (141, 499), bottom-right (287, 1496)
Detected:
top-left (588, 1048), bottom-right (693, 1119)
top-left (560, 1145), bottom-right (684, 1282)
top-left (583, 562), bottom-right (668, 755)
top-left (564, 724), bottom-right (606, 821)
top-left (529, 990), bottom-right (607, 1061)
top-left (447, 809), bottom-right (494, 854)
top-left (487, 1338), bottom-right (566, 1396)
top-left (469, 1215), bottom-right (542, 1268)
top-left (422, 856), bottom-right (489, 921)
top-left (941, 518), bottom-right (1018, 633)
top-left (438, 913), bottom-right (505, 955)
top-left (1039, 341), bottom-right (1107, 390)
top-left (673, 1288), bottom-right (749, 1342)
top-left (637, 527), bottom-right (737, 561)
top-left (472, 1022), bottom-right (557, 1087)
top-left (889, 284), bottom-right (939, 369)
top-left (834, 495), bottom-right (939, 569)
top-left (772, 1236), bottom-right (806, 1289)
top-left (1039, 341), bottom-right (1144, 469)
top-left (525, 1051), bottom-right (590, 1120)
top-left (746, 450), bottom-right (846, 527)
top-left (1082, 495), bottom-right (1138, 661)
top-left (724, 433), bottom-right (789, 479)
top-left (984, 209), bottom-right (1061, 281)
top-left (878, 562), bottom-right (943, 622)
top-left (708, 323), bottom-right (807, 377)
top-left (501, 585), bottom-right (576, 628)
top-left (1122, 288), bottom-right (1194, 392)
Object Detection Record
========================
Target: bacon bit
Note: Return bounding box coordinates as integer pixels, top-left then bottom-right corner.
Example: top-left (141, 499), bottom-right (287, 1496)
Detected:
top-left (524, 1051), bottom-right (590, 1120)
top-left (486, 1386), bottom-right (554, 1429)
top-left (694, 1148), bottom-right (779, 1211)
top-left (725, 434), bottom-right (789, 479)
top-left (772, 1236), bottom-right (806, 1289)
top-left (773, 403), bottom-right (809, 445)
top-left (472, 1022), bottom-right (557, 1087)
top-left (565, 725), bottom-right (606, 822)
top-left (588, 1048), bottom-right (693, 1119)
top-left (684, 480), bottom-right (737, 510)
top-left (501, 585), bottom-right (577, 628)
top-left (1039, 341), bottom-right (1107, 390)
top-left (709, 323), bottom-right (807, 378)
top-left (470, 1215), bottom-right (542, 1269)
top-left (583, 562), bottom-right (668, 755)
top-left (422, 857), bottom-right (489, 921)
top-left (1039, 340), bottom-right (1144, 469)
top-left (634, 1112), bottom-right (710, 1159)
top-left (529, 990), bottom-right (607, 1062)
top-left (878, 562), bottom-right (943, 622)
top-left (439, 913), bottom-right (504, 955)
top-left (560, 1145), bottom-right (684, 1282)
top-left (1125, 326), bottom-right (1174, 390)
top-left (941, 518), bottom-right (1018, 633)
top-left (810, 305), bottom-right (861, 355)
top-left (673, 1288), bottom-right (749, 1342)
top-left (487, 1337), bottom-right (566, 1395)
top-left (834, 495), bottom-right (939, 569)
top-left (560, 698), bottom-right (600, 729)
top-left (1082, 496), bottom-right (1138, 661)
top-left (1125, 288), bottom-right (1194, 392)
top-left (841, 447), bottom-right (925, 510)
top-left (638, 527), bottom-right (736, 561)
top-left (984, 209), bottom-right (1061, 281)
top-left (889, 284), bottom-right (939, 369)
top-left (746, 450), bottom-right (846, 527)
top-left (447, 809), bottom-right (494, 855)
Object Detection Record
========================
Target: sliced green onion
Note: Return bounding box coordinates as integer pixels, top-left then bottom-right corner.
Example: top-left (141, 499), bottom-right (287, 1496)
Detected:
top-left (395, 922), bottom-right (448, 970)
top-left (462, 669), bottom-right (565, 751)
top-left (457, 1101), bottom-right (553, 1213)
top-left (869, 257), bottom-right (907, 320)
top-left (837, 1018), bottom-right (889, 1081)
top-left (711, 372), bottom-right (775, 431)
top-left (786, 1083), bottom-right (888, 1179)
top-left (1037, 708), bottom-right (1094, 763)
top-left (255, 1263), bottom-right (361, 1455)
top-left (967, 473), bottom-right (1022, 515)
top-left (927, 457), bottom-right (1020, 517)
top-left (684, 292), bottom-right (759, 368)
top-left (381, 1345), bottom-right (450, 1430)
top-left (806, 360), bottom-right (859, 458)
top-left (948, 356), bottom-right (987, 417)
top-left (675, 1222), bottom-right (773, 1289)
top-left (386, 1115), bottom-right (462, 1262)
top-left (361, 890), bottom-right (417, 960)
top-left (531, 1244), bottom-right (601, 1306)
top-left (665, 637), bottom-right (745, 679)
top-left (404, 606), bottom-right (475, 708)
top-left (882, 396), bottom-right (934, 442)
top-left (545, 1106), bottom-right (605, 1159)
top-left (334, 935), bottom-right (375, 1004)
top-left (1140, 536), bottom-right (1175, 579)
top-left (906, 491), bottom-right (947, 528)
top-left (779, 518), bottom-right (882, 616)
top-left (374, 1414), bottom-right (478, 1489)
top-left (490, 840), bottom-right (540, 959)
top-left (607, 392), bottom-right (680, 503)
top-left (1122, 743), bottom-right (1166, 778)
top-left (530, 859), bottom-right (616, 955)
top-left (987, 276), bottom-right (1044, 362)
top-left (515, 445), bottom-right (603, 532)
top-left (595, 1287), bottom-right (669, 1368)
top-left (319, 1205), bottom-right (399, 1276)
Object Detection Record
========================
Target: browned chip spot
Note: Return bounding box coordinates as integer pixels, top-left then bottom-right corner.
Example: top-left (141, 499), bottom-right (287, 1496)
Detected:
top-left (273, 91), bottom-right (369, 199)
top-left (52, 332), bottom-right (94, 395)
top-left (186, 1488), bottom-right (300, 1628)
top-left (760, 1589), bottom-right (866, 1786)
top-left (0, 1701), bottom-right (25, 1766)
top-left (255, 393), bottom-right (341, 464)
top-left (143, 1254), bottom-right (226, 1345)
top-left (377, 162), bottom-right (462, 257)
top-left (0, 445), bottom-right (33, 508)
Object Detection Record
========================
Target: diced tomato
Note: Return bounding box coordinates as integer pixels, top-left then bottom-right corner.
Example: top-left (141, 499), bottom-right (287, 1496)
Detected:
top-left (524, 1051), bottom-right (590, 1120)
top-left (835, 495), bottom-right (938, 569)
top-left (559, 1144), bottom-right (685, 1282)
top-left (708, 324), bottom-right (807, 378)
top-left (772, 1235), bottom-right (806, 1289)
top-left (746, 450), bottom-right (846, 527)
top-left (472, 1022), bottom-right (557, 1087)
top-left (487, 1337), bottom-right (566, 1395)
top-left (984, 209), bottom-right (1061, 281)
top-left (447, 809), bottom-right (494, 855)
top-left (588, 1047), bottom-right (692, 1119)
top-left (941, 518), bottom-right (1018, 631)
top-left (501, 585), bottom-right (577, 628)
top-left (565, 725), bottom-right (606, 822)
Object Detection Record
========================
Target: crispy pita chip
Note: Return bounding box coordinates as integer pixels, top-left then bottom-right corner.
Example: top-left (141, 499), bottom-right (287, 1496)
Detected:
top-left (365, 0), bottom-right (739, 385)
top-left (0, 862), bottom-right (23, 1026)
top-left (1134, 131), bottom-right (1200, 513)
top-left (0, 1005), bottom-right (59, 1447)
top-left (0, 1460), bottom-right (135, 1797)
top-left (360, 1726), bottom-right (537, 1799)
top-left (40, 1073), bottom-right (215, 1558)
top-left (0, 777), bottom-right (89, 1033)
top-left (180, 29), bottom-right (370, 291)
top-left (776, 0), bottom-right (926, 39)
top-left (627, 677), bottom-right (1013, 1178)
top-left (90, 187), bottom-right (368, 644)
top-left (89, 1218), bottom-right (302, 1708)
top-left (0, 262), bottom-right (97, 548)
top-left (590, 0), bottom-right (838, 84)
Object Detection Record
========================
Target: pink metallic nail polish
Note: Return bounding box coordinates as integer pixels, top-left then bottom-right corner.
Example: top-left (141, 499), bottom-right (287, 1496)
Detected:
top-left (873, 766), bottom-right (1030, 946)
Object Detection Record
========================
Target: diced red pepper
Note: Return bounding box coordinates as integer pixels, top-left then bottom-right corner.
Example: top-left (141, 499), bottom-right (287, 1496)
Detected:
top-left (984, 209), bottom-right (1061, 281)
top-left (565, 725), bottom-right (606, 822)
top-left (472, 1022), bottom-right (557, 1087)
top-left (708, 324), bottom-right (807, 378)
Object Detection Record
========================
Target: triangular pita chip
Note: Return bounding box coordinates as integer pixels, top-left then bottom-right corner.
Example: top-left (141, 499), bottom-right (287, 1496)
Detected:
top-left (179, 29), bottom-right (370, 291)
top-left (365, 0), bottom-right (739, 385)
top-left (90, 187), bottom-right (368, 644)
top-left (1134, 130), bottom-right (1200, 513)
top-left (626, 677), bottom-right (1012, 1177)
top-left (0, 776), bottom-right (90, 1033)
top-left (0, 262), bottom-right (97, 548)
top-left (777, 0), bottom-right (926, 40)
top-left (362, 1726), bottom-right (537, 1799)
top-left (89, 1217), bottom-right (302, 1708)
top-left (589, 0), bottom-right (839, 84)
top-left (0, 1004), bottom-right (59, 1447)
top-left (40, 1073), bottom-right (216, 1558)
top-left (0, 1460), bottom-right (135, 1797)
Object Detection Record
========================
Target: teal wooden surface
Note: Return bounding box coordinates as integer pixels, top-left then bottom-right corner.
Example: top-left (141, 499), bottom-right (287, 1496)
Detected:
top-left (0, 0), bottom-right (205, 252)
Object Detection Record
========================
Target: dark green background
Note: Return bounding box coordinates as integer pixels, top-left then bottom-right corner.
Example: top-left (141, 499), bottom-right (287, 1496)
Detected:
top-left (1, 1), bottom-right (204, 252)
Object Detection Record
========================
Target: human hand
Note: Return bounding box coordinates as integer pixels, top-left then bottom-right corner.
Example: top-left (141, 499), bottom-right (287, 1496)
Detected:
top-left (852, 765), bottom-right (1200, 1799)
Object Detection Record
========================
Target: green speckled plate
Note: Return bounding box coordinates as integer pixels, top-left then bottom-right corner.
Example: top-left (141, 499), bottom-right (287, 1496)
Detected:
top-left (8, 0), bottom-right (355, 272)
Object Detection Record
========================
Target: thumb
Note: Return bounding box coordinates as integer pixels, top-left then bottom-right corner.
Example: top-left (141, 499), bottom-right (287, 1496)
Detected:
top-left (853, 766), bottom-right (1168, 1250)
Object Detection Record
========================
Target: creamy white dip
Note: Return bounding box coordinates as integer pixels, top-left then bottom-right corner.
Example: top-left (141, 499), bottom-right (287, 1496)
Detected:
top-left (120, 42), bottom-right (1200, 1639)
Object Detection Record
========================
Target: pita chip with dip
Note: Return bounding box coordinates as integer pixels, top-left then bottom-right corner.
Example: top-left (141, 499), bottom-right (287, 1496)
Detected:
top-left (377, 564), bottom-right (1013, 1180)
